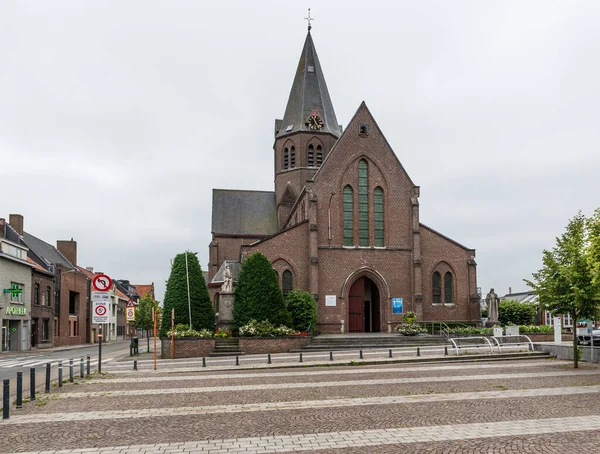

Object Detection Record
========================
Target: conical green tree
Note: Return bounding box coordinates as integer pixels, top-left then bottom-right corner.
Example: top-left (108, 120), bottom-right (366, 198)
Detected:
top-left (160, 251), bottom-right (214, 336)
top-left (233, 252), bottom-right (290, 328)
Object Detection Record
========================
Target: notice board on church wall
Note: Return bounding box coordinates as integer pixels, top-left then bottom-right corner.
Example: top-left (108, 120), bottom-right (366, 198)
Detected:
top-left (392, 298), bottom-right (403, 314)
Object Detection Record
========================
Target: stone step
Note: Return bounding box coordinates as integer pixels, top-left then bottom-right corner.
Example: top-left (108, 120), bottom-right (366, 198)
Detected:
top-left (208, 351), bottom-right (246, 357)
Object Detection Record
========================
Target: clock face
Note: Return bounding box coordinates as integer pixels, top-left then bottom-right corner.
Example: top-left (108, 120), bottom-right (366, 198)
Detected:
top-left (306, 114), bottom-right (324, 130)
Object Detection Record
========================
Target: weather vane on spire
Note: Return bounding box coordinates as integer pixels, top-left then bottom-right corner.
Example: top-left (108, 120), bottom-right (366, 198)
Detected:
top-left (305, 8), bottom-right (314, 31)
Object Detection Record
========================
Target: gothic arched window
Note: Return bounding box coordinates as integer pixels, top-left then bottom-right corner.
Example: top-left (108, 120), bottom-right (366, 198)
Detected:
top-left (290, 146), bottom-right (296, 168)
top-left (308, 145), bottom-right (314, 167)
top-left (374, 187), bottom-right (384, 247)
top-left (343, 185), bottom-right (354, 246)
top-left (282, 270), bottom-right (293, 296)
top-left (444, 272), bottom-right (453, 305)
top-left (316, 145), bottom-right (323, 167)
top-left (432, 272), bottom-right (441, 305)
top-left (358, 159), bottom-right (369, 246)
top-left (283, 147), bottom-right (289, 170)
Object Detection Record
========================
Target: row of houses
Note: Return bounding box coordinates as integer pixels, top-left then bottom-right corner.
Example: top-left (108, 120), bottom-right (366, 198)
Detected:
top-left (0, 214), bottom-right (155, 352)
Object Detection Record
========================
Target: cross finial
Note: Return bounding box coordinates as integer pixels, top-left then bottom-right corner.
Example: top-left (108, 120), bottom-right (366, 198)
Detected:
top-left (304, 8), bottom-right (314, 31)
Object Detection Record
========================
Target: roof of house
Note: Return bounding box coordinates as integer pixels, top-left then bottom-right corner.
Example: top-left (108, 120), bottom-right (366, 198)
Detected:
top-left (115, 287), bottom-right (129, 301)
top-left (502, 291), bottom-right (538, 304)
top-left (133, 284), bottom-right (154, 299)
top-left (28, 257), bottom-right (50, 273)
top-left (276, 31), bottom-right (342, 139)
top-left (22, 231), bottom-right (75, 270)
top-left (211, 189), bottom-right (278, 236)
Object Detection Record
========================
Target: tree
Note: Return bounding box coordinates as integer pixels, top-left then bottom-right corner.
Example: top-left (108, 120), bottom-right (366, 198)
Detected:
top-left (160, 251), bottom-right (214, 337)
top-left (525, 212), bottom-right (600, 368)
top-left (233, 252), bottom-right (289, 329)
top-left (133, 293), bottom-right (160, 352)
top-left (588, 208), bottom-right (600, 287)
top-left (498, 300), bottom-right (537, 326)
top-left (285, 290), bottom-right (316, 332)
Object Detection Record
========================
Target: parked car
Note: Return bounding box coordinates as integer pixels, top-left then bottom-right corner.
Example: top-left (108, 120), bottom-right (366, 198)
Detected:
top-left (577, 328), bottom-right (600, 346)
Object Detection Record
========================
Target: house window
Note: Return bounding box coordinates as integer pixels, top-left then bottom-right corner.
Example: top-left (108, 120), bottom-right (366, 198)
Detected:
top-left (46, 286), bottom-right (51, 306)
top-left (545, 311), bottom-right (553, 326)
top-left (358, 159), bottom-right (369, 246)
top-left (9, 282), bottom-right (24, 303)
top-left (282, 270), bottom-right (293, 296)
top-left (563, 313), bottom-right (573, 327)
top-left (374, 187), bottom-right (384, 247)
top-left (42, 319), bottom-right (49, 341)
top-left (444, 272), bottom-right (453, 304)
top-left (308, 144), bottom-right (314, 167)
top-left (290, 146), bottom-right (296, 168)
top-left (69, 319), bottom-right (78, 337)
top-left (283, 147), bottom-right (289, 169)
top-left (432, 272), bottom-right (441, 305)
top-left (34, 283), bottom-right (40, 305)
top-left (316, 145), bottom-right (323, 167)
top-left (69, 291), bottom-right (78, 315)
top-left (343, 185), bottom-right (354, 246)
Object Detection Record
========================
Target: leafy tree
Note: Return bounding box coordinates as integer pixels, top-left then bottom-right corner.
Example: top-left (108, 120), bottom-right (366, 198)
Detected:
top-left (133, 293), bottom-right (160, 352)
top-left (525, 212), bottom-right (600, 368)
top-left (233, 252), bottom-right (289, 329)
top-left (588, 208), bottom-right (600, 287)
top-left (498, 300), bottom-right (537, 326)
top-left (160, 251), bottom-right (214, 337)
top-left (285, 290), bottom-right (316, 332)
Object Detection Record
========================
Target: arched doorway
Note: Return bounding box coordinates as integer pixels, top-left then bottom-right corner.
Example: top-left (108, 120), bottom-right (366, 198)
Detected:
top-left (348, 277), bottom-right (381, 332)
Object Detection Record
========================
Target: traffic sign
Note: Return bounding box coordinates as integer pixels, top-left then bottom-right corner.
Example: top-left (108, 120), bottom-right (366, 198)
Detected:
top-left (126, 300), bottom-right (136, 308)
top-left (126, 307), bottom-right (135, 322)
top-left (92, 274), bottom-right (112, 292)
top-left (92, 292), bottom-right (110, 323)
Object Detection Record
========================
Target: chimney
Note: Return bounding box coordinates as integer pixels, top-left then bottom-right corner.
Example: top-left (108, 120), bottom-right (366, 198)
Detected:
top-left (57, 239), bottom-right (77, 267)
top-left (509, 287), bottom-right (512, 295)
top-left (86, 267), bottom-right (94, 273)
top-left (9, 214), bottom-right (24, 236)
top-left (0, 218), bottom-right (5, 238)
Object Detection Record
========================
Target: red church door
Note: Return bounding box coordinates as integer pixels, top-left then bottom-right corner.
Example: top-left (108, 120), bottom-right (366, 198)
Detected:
top-left (349, 279), bottom-right (365, 332)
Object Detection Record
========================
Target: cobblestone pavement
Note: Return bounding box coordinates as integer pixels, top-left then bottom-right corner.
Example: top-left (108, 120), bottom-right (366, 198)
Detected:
top-left (2, 356), bottom-right (600, 453)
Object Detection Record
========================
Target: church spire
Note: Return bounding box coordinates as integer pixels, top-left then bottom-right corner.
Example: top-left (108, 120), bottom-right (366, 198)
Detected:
top-left (276, 28), bottom-right (342, 139)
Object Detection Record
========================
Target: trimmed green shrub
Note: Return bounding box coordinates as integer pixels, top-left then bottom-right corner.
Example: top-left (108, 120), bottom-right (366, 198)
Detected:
top-left (498, 300), bottom-right (537, 326)
top-left (285, 290), bottom-right (316, 332)
top-left (160, 252), bottom-right (214, 337)
top-left (233, 252), bottom-right (289, 328)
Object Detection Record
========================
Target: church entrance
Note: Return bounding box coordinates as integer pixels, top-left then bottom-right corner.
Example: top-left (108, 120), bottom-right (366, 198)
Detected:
top-left (348, 277), bottom-right (381, 333)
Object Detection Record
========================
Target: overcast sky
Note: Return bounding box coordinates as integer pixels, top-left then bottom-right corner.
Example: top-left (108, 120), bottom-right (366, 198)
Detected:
top-left (2, 1), bottom-right (599, 303)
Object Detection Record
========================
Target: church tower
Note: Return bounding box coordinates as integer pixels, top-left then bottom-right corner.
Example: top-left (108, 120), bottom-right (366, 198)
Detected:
top-left (274, 26), bottom-right (342, 229)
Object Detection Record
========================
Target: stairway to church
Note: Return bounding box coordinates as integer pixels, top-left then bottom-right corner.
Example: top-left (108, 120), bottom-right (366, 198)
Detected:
top-left (297, 334), bottom-right (451, 352)
top-left (209, 338), bottom-right (245, 357)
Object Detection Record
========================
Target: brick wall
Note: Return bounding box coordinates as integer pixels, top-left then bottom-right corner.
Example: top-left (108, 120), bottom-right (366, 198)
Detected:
top-left (54, 267), bottom-right (89, 347)
top-left (30, 269), bottom-right (55, 349)
top-left (161, 338), bottom-right (215, 359)
top-left (239, 337), bottom-right (311, 354)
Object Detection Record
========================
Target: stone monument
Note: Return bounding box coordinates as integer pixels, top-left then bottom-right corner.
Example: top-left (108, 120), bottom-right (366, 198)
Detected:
top-left (216, 265), bottom-right (234, 330)
top-left (485, 288), bottom-right (500, 327)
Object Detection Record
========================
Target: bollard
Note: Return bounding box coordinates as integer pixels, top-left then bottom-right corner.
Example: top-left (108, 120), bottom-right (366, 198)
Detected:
top-left (133, 360), bottom-right (138, 371)
top-left (30, 368), bottom-right (36, 401)
top-left (58, 361), bottom-right (63, 387)
top-left (389, 349), bottom-right (393, 358)
top-left (69, 359), bottom-right (74, 383)
top-left (299, 353), bottom-right (303, 363)
top-left (444, 346), bottom-right (448, 356)
top-left (87, 355), bottom-right (91, 376)
top-left (267, 353), bottom-right (272, 365)
top-left (329, 351), bottom-right (333, 361)
top-left (359, 350), bottom-right (363, 360)
top-left (16, 372), bottom-right (23, 409)
top-left (80, 357), bottom-right (84, 378)
top-left (235, 355), bottom-right (240, 366)
top-left (45, 363), bottom-right (51, 393)
top-left (417, 347), bottom-right (421, 357)
top-left (202, 357), bottom-right (206, 368)
top-left (3, 379), bottom-right (9, 420)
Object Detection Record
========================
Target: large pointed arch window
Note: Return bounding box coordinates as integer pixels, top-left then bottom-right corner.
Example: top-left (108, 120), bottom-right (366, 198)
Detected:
top-left (444, 272), bottom-right (453, 305)
top-left (343, 185), bottom-right (354, 246)
top-left (308, 145), bottom-right (314, 167)
top-left (374, 187), bottom-right (384, 247)
top-left (282, 270), bottom-right (293, 296)
top-left (432, 272), bottom-right (441, 305)
top-left (290, 146), bottom-right (296, 168)
top-left (358, 159), bottom-right (369, 246)
top-left (283, 148), bottom-right (289, 170)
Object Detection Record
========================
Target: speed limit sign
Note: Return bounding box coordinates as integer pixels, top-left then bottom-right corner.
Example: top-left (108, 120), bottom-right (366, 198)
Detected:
top-left (126, 307), bottom-right (135, 322)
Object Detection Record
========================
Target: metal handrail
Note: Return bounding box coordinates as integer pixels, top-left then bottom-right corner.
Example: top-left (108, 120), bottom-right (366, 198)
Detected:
top-left (449, 336), bottom-right (494, 355)
top-left (493, 334), bottom-right (534, 352)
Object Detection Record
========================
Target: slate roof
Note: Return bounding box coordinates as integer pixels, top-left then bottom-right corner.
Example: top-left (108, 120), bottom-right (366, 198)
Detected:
top-left (276, 31), bottom-right (342, 139)
top-left (22, 231), bottom-right (75, 270)
top-left (502, 292), bottom-right (538, 304)
top-left (211, 189), bottom-right (278, 236)
top-left (211, 260), bottom-right (241, 284)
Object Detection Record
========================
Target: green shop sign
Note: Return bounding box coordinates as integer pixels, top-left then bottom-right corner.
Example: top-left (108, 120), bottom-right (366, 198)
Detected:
top-left (4, 284), bottom-right (23, 298)
top-left (6, 306), bottom-right (27, 316)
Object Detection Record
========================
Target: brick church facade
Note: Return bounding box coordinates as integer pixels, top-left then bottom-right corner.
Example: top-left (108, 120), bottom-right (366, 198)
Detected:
top-left (208, 29), bottom-right (480, 333)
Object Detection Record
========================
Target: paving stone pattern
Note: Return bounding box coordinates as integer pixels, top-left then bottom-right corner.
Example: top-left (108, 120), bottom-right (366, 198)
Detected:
top-left (2, 357), bottom-right (600, 453)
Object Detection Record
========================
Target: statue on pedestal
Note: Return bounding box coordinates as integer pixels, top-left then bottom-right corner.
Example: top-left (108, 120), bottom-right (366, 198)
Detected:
top-left (485, 288), bottom-right (500, 325)
top-left (221, 265), bottom-right (233, 293)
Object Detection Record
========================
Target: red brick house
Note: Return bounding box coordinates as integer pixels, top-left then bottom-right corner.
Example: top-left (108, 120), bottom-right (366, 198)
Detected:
top-left (209, 30), bottom-right (479, 333)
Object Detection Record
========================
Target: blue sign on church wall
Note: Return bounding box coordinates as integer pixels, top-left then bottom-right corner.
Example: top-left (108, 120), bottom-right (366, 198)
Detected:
top-left (392, 298), bottom-right (403, 314)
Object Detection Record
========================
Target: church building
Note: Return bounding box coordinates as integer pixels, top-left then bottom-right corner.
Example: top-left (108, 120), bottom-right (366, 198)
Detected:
top-left (208, 27), bottom-right (480, 333)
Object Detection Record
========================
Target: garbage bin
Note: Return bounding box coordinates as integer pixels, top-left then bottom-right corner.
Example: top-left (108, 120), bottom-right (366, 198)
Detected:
top-left (131, 337), bottom-right (139, 355)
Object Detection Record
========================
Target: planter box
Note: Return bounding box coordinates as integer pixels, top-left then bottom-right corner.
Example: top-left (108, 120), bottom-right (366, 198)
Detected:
top-left (239, 337), bottom-right (311, 354)
top-left (161, 337), bottom-right (215, 359)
